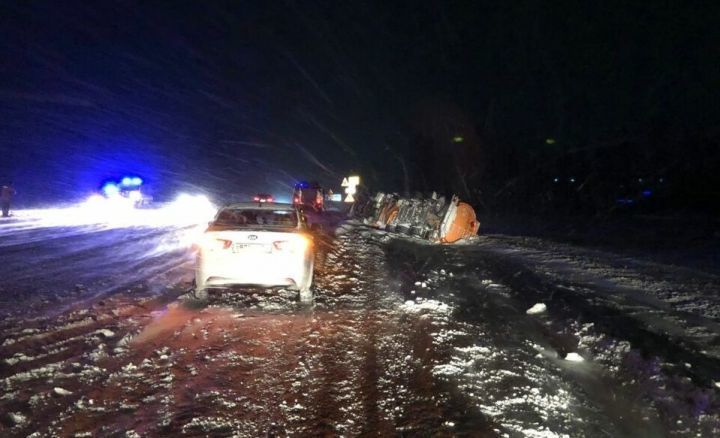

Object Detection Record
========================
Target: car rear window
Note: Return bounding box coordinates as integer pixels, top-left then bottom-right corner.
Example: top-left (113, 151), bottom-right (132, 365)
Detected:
top-left (214, 209), bottom-right (298, 227)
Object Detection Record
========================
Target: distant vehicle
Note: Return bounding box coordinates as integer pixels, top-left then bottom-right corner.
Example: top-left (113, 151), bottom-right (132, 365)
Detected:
top-left (292, 181), bottom-right (324, 211)
top-left (194, 202), bottom-right (314, 302)
top-left (101, 176), bottom-right (152, 206)
top-left (253, 193), bottom-right (274, 203)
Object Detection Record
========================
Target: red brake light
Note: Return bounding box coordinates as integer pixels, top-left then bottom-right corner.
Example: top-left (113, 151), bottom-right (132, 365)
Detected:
top-left (254, 196), bottom-right (260, 201)
top-left (272, 235), bottom-right (311, 252)
top-left (202, 237), bottom-right (232, 251)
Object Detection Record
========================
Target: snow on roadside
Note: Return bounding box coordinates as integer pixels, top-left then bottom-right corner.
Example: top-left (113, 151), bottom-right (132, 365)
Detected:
top-left (53, 387), bottom-right (73, 396)
top-left (430, 324), bottom-right (578, 438)
top-left (477, 234), bottom-right (720, 358)
top-left (6, 412), bottom-right (27, 426)
top-left (526, 303), bottom-right (547, 315)
top-left (385, 242), bottom-right (641, 437)
top-left (3, 361), bottom-right (66, 388)
top-left (400, 299), bottom-right (452, 315)
top-left (564, 352), bottom-right (584, 362)
top-left (394, 272), bottom-right (579, 438)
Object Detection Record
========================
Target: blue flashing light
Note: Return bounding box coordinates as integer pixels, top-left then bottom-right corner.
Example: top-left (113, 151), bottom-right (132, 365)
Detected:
top-left (120, 176), bottom-right (143, 187)
top-left (642, 190), bottom-right (652, 197)
top-left (102, 182), bottom-right (120, 196)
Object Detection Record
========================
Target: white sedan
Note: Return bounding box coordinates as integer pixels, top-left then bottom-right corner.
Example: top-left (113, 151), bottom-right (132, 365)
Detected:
top-left (194, 203), bottom-right (314, 302)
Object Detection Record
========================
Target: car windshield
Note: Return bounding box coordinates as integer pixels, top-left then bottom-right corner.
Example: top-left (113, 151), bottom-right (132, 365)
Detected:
top-left (214, 208), bottom-right (297, 228)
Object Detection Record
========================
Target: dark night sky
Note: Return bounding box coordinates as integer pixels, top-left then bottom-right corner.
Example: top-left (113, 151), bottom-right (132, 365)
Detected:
top-left (1, 0), bottom-right (718, 205)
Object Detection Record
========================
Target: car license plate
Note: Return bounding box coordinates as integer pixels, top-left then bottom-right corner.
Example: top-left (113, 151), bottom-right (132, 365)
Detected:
top-left (232, 243), bottom-right (266, 253)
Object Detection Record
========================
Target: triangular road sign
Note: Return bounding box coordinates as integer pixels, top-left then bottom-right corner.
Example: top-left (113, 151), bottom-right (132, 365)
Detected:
top-left (341, 177), bottom-right (350, 187)
top-left (344, 194), bottom-right (355, 202)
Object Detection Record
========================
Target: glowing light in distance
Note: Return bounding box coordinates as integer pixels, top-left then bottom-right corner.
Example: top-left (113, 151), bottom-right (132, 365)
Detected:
top-left (120, 176), bottom-right (143, 186)
top-left (102, 183), bottom-right (120, 197)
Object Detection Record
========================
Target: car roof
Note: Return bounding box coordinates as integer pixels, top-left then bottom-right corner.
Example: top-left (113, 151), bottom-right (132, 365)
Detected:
top-left (221, 202), bottom-right (296, 211)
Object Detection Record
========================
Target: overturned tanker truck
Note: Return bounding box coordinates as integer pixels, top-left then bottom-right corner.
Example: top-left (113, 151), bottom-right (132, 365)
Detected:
top-left (357, 193), bottom-right (479, 243)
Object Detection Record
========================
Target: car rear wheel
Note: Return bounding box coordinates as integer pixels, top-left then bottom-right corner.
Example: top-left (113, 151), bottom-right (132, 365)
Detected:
top-left (299, 285), bottom-right (313, 304)
top-left (298, 263), bottom-right (314, 304)
top-left (193, 282), bottom-right (208, 301)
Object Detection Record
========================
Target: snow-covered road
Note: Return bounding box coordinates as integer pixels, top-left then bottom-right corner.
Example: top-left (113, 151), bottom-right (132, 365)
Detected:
top-left (1, 214), bottom-right (719, 436)
top-left (386, 233), bottom-right (720, 436)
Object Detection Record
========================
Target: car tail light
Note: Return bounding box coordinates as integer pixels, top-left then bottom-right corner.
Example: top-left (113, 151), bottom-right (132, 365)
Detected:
top-left (254, 196), bottom-right (260, 201)
top-left (202, 237), bottom-right (232, 251)
top-left (272, 234), bottom-right (311, 253)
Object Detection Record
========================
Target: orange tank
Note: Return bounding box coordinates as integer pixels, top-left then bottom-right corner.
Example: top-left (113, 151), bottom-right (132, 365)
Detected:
top-left (441, 202), bottom-right (479, 243)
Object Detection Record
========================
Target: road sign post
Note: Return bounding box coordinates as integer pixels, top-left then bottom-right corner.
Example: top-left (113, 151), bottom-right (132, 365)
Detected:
top-left (342, 175), bottom-right (360, 203)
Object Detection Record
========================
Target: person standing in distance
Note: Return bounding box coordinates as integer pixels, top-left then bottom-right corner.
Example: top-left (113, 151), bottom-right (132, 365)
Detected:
top-left (1, 182), bottom-right (16, 217)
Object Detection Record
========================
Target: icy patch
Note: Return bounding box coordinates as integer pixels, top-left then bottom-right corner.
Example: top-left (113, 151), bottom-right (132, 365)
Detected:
top-left (526, 303), bottom-right (547, 315)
